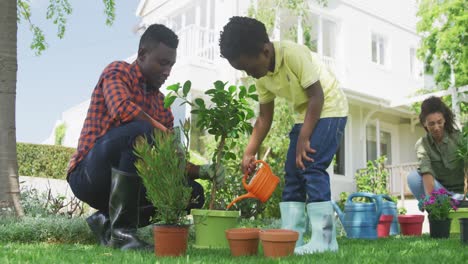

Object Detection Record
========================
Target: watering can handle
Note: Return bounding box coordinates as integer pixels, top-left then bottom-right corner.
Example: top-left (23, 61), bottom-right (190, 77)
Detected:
top-left (242, 160), bottom-right (269, 190)
top-left (347, 192), bottom-right (382, 226)
top-left (347, 192), bottom-right (378, 203)
top-left (381, 194), bottom-right (394, 202)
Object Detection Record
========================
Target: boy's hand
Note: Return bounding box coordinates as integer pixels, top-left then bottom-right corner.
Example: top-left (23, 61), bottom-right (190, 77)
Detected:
top-left (296, 136), bottom-right (316, 170)
top-left (241, 155), bottom-right (256, 175)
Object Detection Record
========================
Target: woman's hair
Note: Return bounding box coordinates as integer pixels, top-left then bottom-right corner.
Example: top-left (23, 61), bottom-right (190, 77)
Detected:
top-left (419, 96), bottom-right (458, 134)
top-left (219, 16), bottom-right (270, 60)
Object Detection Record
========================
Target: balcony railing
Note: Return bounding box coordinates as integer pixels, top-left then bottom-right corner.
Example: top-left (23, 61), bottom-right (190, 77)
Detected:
top-left (386, 162), bottom-right (418, 206)
top-left (177, 25), bottom-right (217, 67)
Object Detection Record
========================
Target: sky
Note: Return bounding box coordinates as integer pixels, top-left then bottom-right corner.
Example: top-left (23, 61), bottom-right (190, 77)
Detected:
top-left (16, 0), bottom-right (141, 144)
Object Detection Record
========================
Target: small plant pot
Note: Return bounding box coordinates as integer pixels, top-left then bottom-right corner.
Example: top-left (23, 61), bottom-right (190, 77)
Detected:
top-left (460, 218), bottom-right (468, 245)
top-left (260, 229), bottom-right (298, 258)
top-left (449, 208), bottom-right (468, 233)
top-left (153, 225), bottom-right (189, 256)
top-left (429, 218), bottom-right (452, 239)
top-left (225, 228), bottom-right (260, 256)
top-left (377, 215), bottom-right (393, 238)
top-left (398, 215), bottom-right (424, 236)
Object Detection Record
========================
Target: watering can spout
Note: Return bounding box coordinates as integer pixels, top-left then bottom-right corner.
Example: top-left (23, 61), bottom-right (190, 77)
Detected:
top-left (331, 201), bottom-right (344, 224)
top-left (227, 193), bottom-right (256, 209)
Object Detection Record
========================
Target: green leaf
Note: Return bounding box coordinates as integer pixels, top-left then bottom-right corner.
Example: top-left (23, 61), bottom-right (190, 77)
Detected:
top-left (164, 96), bottom-right (176, 108)
top-left (225, 152), bottom-right (236, 160)
top-left (166, 83), bottom-right (180, 92)
top-left (182, 81), bottom-right (191, 97)
top-left (248, 84), bottom-right (256, 93)
top-left (214, 80), bottom-right (225, 90)
top-left (194, 98), bottom-right (205, 108)
top-left (228, 85), bottom-right (236, 94)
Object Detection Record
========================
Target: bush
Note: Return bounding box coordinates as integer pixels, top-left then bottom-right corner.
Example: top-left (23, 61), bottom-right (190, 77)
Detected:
top-left (0, 216), bottom-right (94, 244)
top-left (20, 185), bottom-right (85, 218)
top-left (17, 143), bottom-right (75, 180)
top-left (199, 98), bottom-right (293, 218)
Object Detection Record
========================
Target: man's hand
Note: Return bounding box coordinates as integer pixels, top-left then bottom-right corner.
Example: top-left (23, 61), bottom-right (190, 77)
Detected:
top-left (199, 164), bottom-right (226, 187)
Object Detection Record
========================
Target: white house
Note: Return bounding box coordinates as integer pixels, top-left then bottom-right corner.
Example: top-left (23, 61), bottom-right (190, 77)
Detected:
top-left (45, 0), bottom-right (449, 200)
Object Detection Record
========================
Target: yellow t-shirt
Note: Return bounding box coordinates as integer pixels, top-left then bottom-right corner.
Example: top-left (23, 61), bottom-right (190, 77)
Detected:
top-left (256, 41), bottom-right (348, 123)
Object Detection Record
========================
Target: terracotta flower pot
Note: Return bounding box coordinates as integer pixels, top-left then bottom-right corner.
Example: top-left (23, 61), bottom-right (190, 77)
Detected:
top-left (260, 229), bottom-right (298, 258)
top-left (153, 225), bottom-right (189, 256)
top-left (398, 215), bottom-right (424, 236)
top-left (377, 215), bottom-right (394, 238)
top-left (225, 228), bottom-right (260, 256)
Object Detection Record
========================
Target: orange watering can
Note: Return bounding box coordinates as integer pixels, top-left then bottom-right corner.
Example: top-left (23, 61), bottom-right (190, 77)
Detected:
top-left (227, 160), bottom-right (280, 209)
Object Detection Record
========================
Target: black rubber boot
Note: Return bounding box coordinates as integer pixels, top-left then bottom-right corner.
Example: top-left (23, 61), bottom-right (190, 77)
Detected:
top-left (107, 168), bottom-right (152, 251)
top-left (86, 211), bottom-right (110, 246)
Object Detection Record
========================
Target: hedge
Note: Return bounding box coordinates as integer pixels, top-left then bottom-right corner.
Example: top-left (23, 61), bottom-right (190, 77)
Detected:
top-left (17, 143), bottom-right (76, 180)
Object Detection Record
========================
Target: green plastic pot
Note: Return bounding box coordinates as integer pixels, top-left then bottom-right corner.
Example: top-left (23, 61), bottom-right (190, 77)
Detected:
top-left (191, 209), bottom-right (240, 248)
top-left (449, 208), bottom-right (468, 233)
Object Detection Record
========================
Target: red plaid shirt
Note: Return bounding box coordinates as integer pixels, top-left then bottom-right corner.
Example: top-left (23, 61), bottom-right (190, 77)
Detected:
top-left (67, 61), bottom-right (174, 175)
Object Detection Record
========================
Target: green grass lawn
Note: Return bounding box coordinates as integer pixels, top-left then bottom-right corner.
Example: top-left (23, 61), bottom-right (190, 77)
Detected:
top-left (2, 235), bottom-right (467, 264)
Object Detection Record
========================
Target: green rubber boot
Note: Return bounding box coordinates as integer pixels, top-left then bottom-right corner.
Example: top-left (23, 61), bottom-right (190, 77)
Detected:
top-left (280, 202), bottom-right (307, 247)
top-left (294, 201), bottom-right (338, 255)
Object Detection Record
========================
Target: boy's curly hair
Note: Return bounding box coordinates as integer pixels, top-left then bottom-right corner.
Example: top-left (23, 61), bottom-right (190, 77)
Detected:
top-left (219, 16), bottom-right (270, 60)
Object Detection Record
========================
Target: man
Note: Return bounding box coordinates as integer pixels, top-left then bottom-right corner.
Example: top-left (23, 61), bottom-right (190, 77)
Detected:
top-left (67, 24), bottom-right (224, 250)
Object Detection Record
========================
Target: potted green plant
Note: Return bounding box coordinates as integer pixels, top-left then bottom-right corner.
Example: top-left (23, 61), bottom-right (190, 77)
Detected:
top-left (450, 124), bottom-right (468, 234)
top-left (164, 80), bottom-right (258, 248)
top-left (419, 188), bottom-right (459, 238)
top-left (133, 124), bottom-right (192, 256)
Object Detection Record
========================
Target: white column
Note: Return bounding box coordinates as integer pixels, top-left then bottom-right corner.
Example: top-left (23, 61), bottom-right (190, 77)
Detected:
top-left (206, 0), bottom-right (211, 29)
top-left (195, 5), bottom-right (201, 26)
top-left (317, 16), bottom-right (323, 55)
top-left (450, 64), bottom-right (461, 127)
top-left (297, 15), bottom-right (304, 45)
top-left (376, 119), bottom-right (381, 159)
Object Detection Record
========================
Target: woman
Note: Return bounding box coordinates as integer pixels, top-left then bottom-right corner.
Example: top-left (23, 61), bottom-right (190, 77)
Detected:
top-left (407, 96), bottom-right (465, 205)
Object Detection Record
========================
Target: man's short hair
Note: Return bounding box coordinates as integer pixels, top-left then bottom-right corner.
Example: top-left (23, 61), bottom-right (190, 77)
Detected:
top-left (139, 24), bottom-right (179, 50)
top-left (219, 16), bottom-right (270, 60)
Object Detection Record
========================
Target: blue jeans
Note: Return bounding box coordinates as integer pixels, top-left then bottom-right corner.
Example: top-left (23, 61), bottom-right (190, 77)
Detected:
top-left (407, 170), bottom-right (447, 200)
top-left (283, 117), bottom-right (347, 203)
top-left (68, 120), bottom-right (204, 217)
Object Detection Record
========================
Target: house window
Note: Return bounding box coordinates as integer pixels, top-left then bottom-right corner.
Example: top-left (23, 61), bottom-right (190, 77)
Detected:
top-left (366, 125), bottom-right (392, 164)
top-left (334, 132), bottom-right (345, 175)
top-left (371, 33), bottom-right (387, 66)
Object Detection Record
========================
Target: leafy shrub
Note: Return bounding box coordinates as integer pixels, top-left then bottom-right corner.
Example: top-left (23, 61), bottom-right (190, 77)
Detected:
top-left (0, 216), bottom-right (94, 244)
top-left (20, 185), bottom-right (85, 218)
top-left (198, 98), bottom-right (293, 218)
top-left (17, 143), bottom-right (75, 179)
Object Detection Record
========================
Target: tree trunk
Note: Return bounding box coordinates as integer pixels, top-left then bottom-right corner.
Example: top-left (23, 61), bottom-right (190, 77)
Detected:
top-left (0, 0), bottom-right (24, 217)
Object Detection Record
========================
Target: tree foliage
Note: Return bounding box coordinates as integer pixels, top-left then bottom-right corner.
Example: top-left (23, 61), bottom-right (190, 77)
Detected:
top-left (17, 0), bottom-right (116, 55)
top-left (416, 0), bottom-right (467, 89)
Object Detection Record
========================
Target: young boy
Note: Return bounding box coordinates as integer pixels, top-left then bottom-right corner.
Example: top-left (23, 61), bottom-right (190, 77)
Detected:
top-left (219, 16), bottom-right (348, 254)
